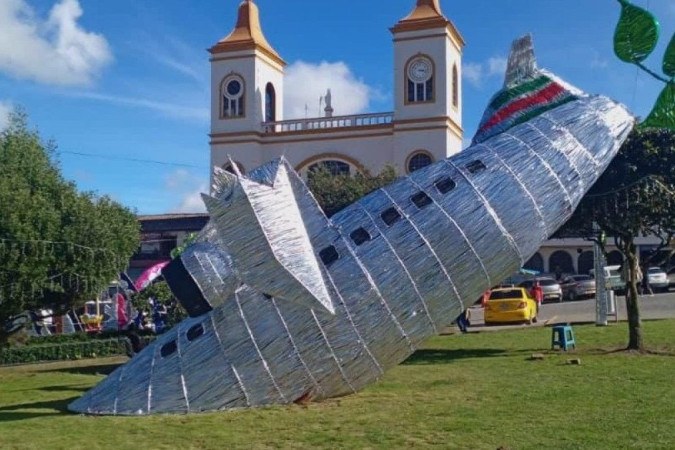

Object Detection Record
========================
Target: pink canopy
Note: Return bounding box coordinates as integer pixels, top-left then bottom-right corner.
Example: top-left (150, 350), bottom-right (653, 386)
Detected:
top-left (134, 261), bottom-right (170, 291)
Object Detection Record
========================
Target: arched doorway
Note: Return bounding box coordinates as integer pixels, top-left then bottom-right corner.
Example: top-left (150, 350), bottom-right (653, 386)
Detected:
top-left (607, 250), bottom-right (623, 266)
top-left (308, 160), bottom-right (351, 176)
top-left (577, 251), bottom-right (594, 275)
top-left (523, 252), bottom-right (544, 273)
top-left (549, 251), bottom-right (574, 275)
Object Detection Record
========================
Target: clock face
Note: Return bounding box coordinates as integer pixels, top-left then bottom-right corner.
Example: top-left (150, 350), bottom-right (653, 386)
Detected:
top-left (408, 58), bottom-right (432, 83)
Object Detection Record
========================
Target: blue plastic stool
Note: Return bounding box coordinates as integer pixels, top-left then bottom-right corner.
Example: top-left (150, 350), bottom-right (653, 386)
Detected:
top-left (551, 324), bottom-right (576, 351)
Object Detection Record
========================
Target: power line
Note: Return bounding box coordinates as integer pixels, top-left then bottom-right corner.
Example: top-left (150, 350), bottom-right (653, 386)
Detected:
top-left (58, 150), bottom-right (208, 169)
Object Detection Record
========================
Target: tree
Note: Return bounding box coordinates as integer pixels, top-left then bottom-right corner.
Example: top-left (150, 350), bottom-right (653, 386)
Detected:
top-left (557, 127), bottom-right (675, 350)
top-left (130, 280), bottom-right (186, 330)
top-left (0, 111), bottom-right (140, 344)
top-left (307, 165), bottom-right (398, 217)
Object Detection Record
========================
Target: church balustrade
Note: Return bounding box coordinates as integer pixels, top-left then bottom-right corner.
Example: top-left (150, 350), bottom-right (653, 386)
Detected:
top-left (262, 112), bottom-right (394, 133)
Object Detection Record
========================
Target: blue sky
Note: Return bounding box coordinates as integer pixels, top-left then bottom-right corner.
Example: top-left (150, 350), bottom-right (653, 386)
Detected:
top-left (0, 0), bottom-right (673, 215)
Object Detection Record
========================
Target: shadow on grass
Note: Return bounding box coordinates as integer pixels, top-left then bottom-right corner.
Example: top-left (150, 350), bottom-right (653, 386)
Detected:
top-left (38, 384), bottom-right (91, 393)
top-left (0, 396), bottom-right (78, 422)
top-left (403, 348), bottom-right (507, 365)
top-left (47, 363), bottom-right (123, 376)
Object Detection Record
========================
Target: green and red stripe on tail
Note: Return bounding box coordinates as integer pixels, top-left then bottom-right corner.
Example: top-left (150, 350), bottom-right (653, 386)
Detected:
top-left (473, 74), bottom-right (578, 144)
top-left (472, 35), bottom-right (580, 145)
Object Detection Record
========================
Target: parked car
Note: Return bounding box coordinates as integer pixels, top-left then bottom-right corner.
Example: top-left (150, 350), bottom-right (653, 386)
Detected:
top-left (518, 277), bottom-right (563, 303)
top-left (647, 267), bottom-right (669, 292)
top-left (560, 274), bottom-right (596, 301)
top-left (484, 287), bottom-right (538, 325)
top-left (589, 265), bottom-right (626, 294)
top-left (668, 268), bottom-right (675, 290)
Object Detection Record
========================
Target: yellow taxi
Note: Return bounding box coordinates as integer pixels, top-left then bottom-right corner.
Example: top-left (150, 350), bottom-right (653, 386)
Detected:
top-left (484, 287), bottom-right (538, 325)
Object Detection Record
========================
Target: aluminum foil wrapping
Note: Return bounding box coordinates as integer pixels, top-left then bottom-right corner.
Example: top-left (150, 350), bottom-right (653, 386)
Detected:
top-left (69, 36), bottom-right (635, 415)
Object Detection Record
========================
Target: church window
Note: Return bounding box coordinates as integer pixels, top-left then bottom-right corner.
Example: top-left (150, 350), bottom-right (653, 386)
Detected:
top-left (452, 64), bottom-right (459, 108)
top-left (407, 151), bottom-right (433, 173)
top-left (406, 56), bottom-right (434, 103)
top-left (265, 83), bottom-right (276, 122)
top-left (221, 75), bottom-right (245, 119)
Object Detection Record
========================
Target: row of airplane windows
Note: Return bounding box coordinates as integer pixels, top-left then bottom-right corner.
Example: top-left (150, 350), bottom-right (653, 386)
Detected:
top-left (160, 322), bottom-right (205, 358)
top-left (319, 159), bottom-right (487, 268)
top-left (157, 159), bottom-right (487, 359)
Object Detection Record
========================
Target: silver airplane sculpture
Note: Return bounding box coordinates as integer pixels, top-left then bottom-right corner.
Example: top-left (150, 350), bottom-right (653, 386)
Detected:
top-left (69, 36), bottom-right (634, 415)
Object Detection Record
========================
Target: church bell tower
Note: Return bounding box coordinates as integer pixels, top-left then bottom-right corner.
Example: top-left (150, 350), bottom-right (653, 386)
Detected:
top-left (209, 0), bottom-right (285, 169)
top-left (391, 0), bottom-right (464, 163)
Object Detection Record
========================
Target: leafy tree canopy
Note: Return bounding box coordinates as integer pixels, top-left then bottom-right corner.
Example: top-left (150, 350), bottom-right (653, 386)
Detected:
top-left (557, 127), bottom-right (674, 249)
top-left (556, 127), bottom-right (674, 350)
top-left (0, 110), bottom-right (140, 341)
top-left (307, 165), bottom-right (398, 217)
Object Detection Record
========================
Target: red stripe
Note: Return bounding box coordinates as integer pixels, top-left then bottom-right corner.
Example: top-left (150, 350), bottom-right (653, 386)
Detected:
top-left (480, 83), bottom-right (567, 132)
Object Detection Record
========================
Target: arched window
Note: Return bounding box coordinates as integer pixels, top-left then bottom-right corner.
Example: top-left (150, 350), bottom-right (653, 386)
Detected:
top-left (452, 64), bottom-right (459, 108)
top-left (308, 160), bottom-right (351, 176)
top-left (221, 74), bottom-right (245, 118)
top-left (577, 251), bottom-right (594, 275)
top-left (407, 151), bottom-right (433, 173)
top-left (523, 253), bottom-right (544, 273)
top-left (265, 83), bottom-right (276, 122)
top-left (406, 56), bottom-right (434, 103)
top-left (549, 251), bottom-right (574, 275)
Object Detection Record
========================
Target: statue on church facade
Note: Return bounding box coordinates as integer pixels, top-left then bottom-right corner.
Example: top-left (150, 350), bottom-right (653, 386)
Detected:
top-left (324, 89), bottom-right (333, 118)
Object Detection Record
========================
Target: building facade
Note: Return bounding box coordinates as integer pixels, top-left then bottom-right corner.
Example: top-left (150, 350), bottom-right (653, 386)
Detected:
top-left (209, 0), bottom-right (464, 179)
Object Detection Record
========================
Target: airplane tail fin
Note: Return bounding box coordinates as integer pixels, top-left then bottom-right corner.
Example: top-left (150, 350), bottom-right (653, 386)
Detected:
top-left (472, 34), bottom-right (581, 145)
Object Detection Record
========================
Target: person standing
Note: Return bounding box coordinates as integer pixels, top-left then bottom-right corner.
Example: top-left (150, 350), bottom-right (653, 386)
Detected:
top-left (641, 265), bottom-right (653, 296)
top-left (530, 280), bottom-right (543, 313)
top-left (455, 309), bottom-right (470, 333)
top-left (480, 289), bottom-right (491, 308)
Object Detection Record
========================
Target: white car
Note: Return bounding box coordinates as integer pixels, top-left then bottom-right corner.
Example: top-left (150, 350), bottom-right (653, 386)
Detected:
top-left (647, 267), bottom-right (669, 292)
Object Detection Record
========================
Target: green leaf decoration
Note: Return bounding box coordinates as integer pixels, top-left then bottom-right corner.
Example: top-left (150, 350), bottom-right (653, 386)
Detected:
top-left (614, 0), bottom-right (660, 63)
top-left (663, 33), bottom-right (675, 78)
top-left (641, 82), bottom-right (675, 130)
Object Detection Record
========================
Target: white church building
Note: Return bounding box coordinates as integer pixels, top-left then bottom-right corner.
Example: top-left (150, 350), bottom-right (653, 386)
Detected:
top-left (209, 0), bottom-right (464, 178)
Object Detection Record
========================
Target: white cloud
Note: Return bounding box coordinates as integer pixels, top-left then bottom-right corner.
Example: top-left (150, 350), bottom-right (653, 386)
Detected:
top-left (68, 91), bottom-right (209, 122)
top-left (487, 57), bottom-right (507, 76)
top-left (462, 62), bottom-right (483, 87)
top-left (0, 0), bottom-right (112, 86)
top-left (463, 56), bottom-right (507, 88)
top-left (164, 169), bottom-right (208, 213)
top-left (0, 101), bottom-right (11, 130)
top-left (175, 187), bottom-right (208, 213)
top-left (284, 61), bottom-right (374, 119)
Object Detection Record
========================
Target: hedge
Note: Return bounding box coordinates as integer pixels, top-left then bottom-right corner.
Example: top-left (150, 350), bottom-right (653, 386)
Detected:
top-left (25, 329), bottom-right (155, 346)
top-left (0, 339), bottom-right (130, 365)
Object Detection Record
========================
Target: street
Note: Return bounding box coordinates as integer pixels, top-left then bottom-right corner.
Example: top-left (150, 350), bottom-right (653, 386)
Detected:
top-left (466, 290), bottom-right (675, 330)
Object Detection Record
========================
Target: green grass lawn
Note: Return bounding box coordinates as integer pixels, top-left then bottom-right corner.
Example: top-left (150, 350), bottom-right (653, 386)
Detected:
top-left (1, 320), bottom-right (674, 449)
